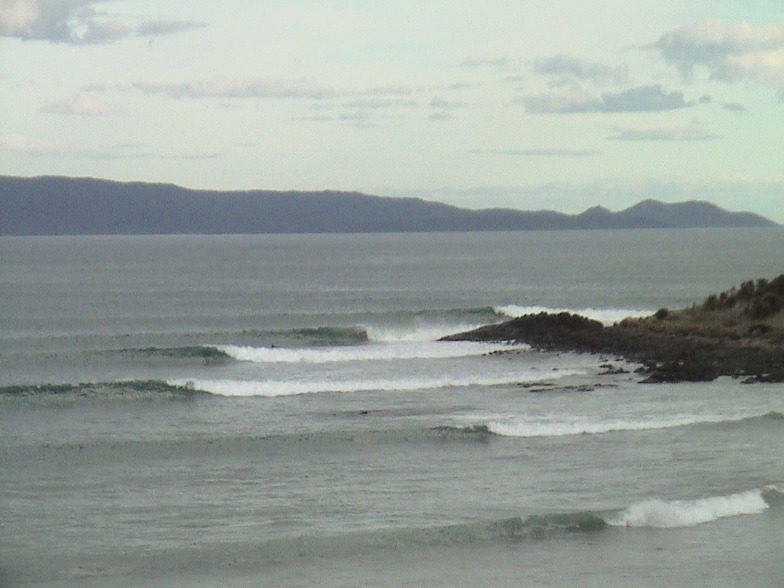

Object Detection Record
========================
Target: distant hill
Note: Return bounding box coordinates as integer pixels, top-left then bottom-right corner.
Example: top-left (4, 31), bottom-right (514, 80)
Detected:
top-left (0, 175), bottom-right (778, 235)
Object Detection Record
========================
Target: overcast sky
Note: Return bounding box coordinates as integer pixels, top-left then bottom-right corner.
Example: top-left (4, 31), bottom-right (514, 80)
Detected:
top-left (1, 1), bottom-right (783, 221)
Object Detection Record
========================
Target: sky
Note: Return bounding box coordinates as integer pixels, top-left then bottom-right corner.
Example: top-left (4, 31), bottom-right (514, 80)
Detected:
top-left (1, 1), bottom-right (783, 222)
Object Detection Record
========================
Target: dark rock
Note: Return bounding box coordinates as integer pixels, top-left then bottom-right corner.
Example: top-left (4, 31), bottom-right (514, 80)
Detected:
top-left (443, 312), bottom-right (784, 384)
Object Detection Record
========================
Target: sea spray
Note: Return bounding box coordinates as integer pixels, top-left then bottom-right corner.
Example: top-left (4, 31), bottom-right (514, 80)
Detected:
top-left (169, 369), bottom-right (585, 397)
top-left (485, 410), bottom-right (784, 438)
top-left (606, 489), bottom-right (772, 528)
top-left (214, 340), bottom-right (520, 364)
top-left (494, 305), bottom-right (653, 326)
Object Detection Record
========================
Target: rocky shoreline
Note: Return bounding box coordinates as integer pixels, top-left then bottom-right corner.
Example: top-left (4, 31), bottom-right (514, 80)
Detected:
top-left (442, 309), bottom-right (784, 384)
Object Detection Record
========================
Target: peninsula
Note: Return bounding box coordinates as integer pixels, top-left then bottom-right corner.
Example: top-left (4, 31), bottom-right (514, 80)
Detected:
top-left (443, 275), bottom-right (784, 383)
top-left (0, 175), bottom-right (778, 235)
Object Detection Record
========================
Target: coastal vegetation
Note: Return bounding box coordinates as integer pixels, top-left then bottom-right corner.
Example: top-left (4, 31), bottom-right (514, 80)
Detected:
top-left (642, 274), bottom-right (784, 344)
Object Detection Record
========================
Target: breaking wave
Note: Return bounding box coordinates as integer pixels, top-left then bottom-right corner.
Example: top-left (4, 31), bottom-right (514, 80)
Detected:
top-left (214, 340), bottom-right (519, 364)
top-left (606, 486), bottom-right (783, 528)
top-left (170, 369), bottom-right (583, 397)
top-left (195, 485), bottom-right (783, 564)
top-left (494, 305), bottom-right (652, 326)
top-left (485, 410), bottom-right (784, 438)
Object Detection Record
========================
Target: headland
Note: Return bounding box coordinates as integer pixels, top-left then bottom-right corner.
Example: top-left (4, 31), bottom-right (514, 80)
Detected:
top-left (443, 275), bottom-right (784, 383)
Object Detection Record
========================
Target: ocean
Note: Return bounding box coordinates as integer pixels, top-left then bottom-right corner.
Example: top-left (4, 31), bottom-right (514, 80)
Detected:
top-left (1, 229), bottom-right (783, 587)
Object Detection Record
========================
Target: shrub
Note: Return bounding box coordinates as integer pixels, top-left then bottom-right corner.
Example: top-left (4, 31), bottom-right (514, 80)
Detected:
top-left (748, 293), bottom-right (783, 320)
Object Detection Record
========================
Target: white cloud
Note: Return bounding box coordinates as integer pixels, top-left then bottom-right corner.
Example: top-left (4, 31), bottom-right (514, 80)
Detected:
top-left (476, 148), bottom-right (598, 157)
top-left (0, 0), bottom-right (42, 35)
top-left (606, 125), bottom-right (718, 141)
top-left (428, 112), bottom-right (454, 121)
top-left (342, 97), bottom-right (419, 110)
top-left (0, 134), bottom-right (221, 159)
top-left (722, 102), bottom-right (746, 112)
top-left (299, 111), bottom-right (376, 129)
top-left (653, 19), bottom-right (784, 95)
top-left (41, 93), bottom-right (121, 115)
top-left (365, 86), bottom-right (414, 96)
top-left (136, 19), bottom-right (207, 38)
top-left (133, 79), bottom-right (340, 100)
top-left (460, 56), bottom-right (508, 69)
top-left (0, 0), bottom-right (206, 44)
top-left (519, 84), bottom-right (693, 113)
top-left (517, 90), bottom-right (601, 113)
top-left (533, 54), bottom-right (629, 86)
top-left (429, 96), bottom-right (468, 109)
top-left (0, 133), bottom-right (68, 154)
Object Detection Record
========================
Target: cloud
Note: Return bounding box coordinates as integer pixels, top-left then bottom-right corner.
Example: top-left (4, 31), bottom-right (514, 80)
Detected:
top-left (519, 84), bottom-right (692, 113)
top-left (601, 85), bottom-right (691, 111)
top-left (460, 56), bottom-right (508, 68)
top-left (606, 125), bottom-right (718, 141)
top-left (343, 97), bottom-right (418, 110)
top-left (653, 19), bottom-right (784, 94)
top-left (517, 90), bottom-right (600, 113)
top-left (0, 133), bottom-right (68, 154)
top-left (365, 86), bottom-right (414, 96)
top-left (428, 112), bottom-right (454, 121)
top-left (0, 0), bottom-right (206, 44)
top-left (0, 134), bottom-right (221, 158)
top-left (136, 19), bottom-right (207, 38)
top-left (298, 112), bottom-right (376, 129)
top-left (84, 145), bottom-right (223, 160)
top-left (534, 54), bottom-right (629, 86)
top-left (429, 96), bottom-right (468, 109)
top-left (476, 148), bottom-right (598, 157)
top-left (134, 79), bottom-right (340, 100)
top-left (41, 93), bottom-right (122, 115)
top-left (0, 0), bottom-right (127, 44)
top-left (722, 102), bottom-right (746, 112)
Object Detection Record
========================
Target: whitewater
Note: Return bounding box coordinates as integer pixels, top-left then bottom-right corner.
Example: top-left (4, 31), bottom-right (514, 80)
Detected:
top-left (1, 229), bottom-right (784, 587)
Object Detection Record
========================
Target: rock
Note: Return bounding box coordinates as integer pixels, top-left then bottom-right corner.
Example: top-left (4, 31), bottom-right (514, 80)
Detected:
top-left (443, 311), bottom-right (784, 384)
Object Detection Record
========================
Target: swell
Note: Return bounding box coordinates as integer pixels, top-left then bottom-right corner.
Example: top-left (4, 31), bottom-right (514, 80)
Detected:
top-left (0, 379), bottom-right (203, 399)
top-left (215, 340), bottom-right (519, 364)
top-left (483, 410), bottom-right (784, 438)
top-left (170, 368), bottom-right (582, 397)
top-left (140, 486), bottom-right (784, 568)
top-left (109, 345), bottom-right (231, 361)
top-left (12, 483), bottom-right (783, 584)
top-left (239, 485), bottom-right (784, 558)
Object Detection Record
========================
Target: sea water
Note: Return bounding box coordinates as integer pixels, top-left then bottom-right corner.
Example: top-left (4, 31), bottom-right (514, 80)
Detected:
top-left (1, 229), bottom-right (783, 587)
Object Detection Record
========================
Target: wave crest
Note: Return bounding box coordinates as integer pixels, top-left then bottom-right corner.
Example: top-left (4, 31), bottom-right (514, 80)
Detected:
top-left (215, 340), bottom-right (518, 364)
top-left (606, 489), bottom-right (773, 528)
top-left (494, 305), bottom-right (652, 326)
top-left (170, 369), bottom-right (582, 397)
top-left (486, 410), bottom-right (783, 438)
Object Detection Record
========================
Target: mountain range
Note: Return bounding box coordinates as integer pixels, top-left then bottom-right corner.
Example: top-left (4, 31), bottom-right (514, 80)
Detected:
top-left (0, 175), bottom-right (778, 235)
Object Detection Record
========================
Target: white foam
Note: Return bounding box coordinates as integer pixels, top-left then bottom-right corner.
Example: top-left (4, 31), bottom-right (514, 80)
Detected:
top-left (214, 340), bottom-right (520, 364)
top-left (494, 305), bottom-right (652, 326)
top-left (364, 323), bottom-right (488, 343)
top-left (486, 413), bottom-right (738, 438)
top-left (169, 369), bottom-right (582, 397)
top-left (606, 489), bottom-right (769, 528)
